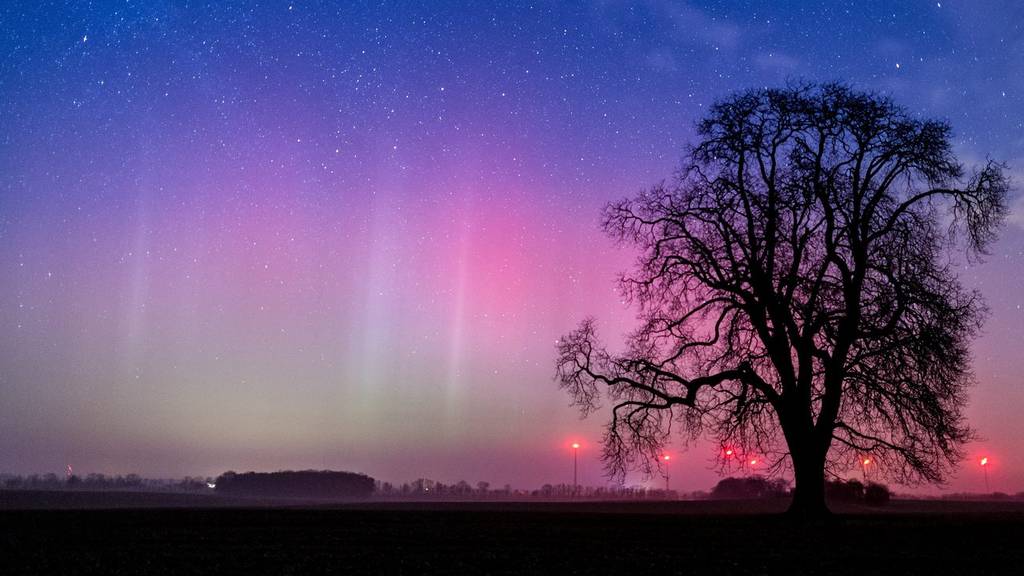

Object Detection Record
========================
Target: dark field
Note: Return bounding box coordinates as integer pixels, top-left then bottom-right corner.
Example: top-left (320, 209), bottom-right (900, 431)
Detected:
top-left (2, 494), bottom-right (1023, 575)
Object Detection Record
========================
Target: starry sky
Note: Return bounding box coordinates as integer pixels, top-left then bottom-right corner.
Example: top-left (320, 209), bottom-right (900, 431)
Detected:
top-left (1, 1), bottom-right (1022, 493)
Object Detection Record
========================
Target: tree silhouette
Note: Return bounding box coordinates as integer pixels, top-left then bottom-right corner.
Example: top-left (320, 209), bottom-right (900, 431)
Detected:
top-left (556, 83), bottom-right (1010, 518)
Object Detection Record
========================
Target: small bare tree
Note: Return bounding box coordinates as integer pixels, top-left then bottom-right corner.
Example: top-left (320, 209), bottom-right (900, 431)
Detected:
top-left (556, 83), bottom-right (1010, 517)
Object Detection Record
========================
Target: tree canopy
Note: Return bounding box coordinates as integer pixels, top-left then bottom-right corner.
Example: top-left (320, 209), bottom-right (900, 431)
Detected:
top-left (556, 83), bottom-right (1010, 516)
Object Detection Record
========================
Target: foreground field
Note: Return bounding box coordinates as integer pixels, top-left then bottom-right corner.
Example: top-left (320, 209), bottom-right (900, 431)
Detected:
top-left (2, 496), bottom-right (1022, 575)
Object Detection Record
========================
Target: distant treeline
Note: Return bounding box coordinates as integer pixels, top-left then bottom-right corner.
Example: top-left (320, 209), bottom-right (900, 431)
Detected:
top-left (374, 479), bottom-right (685, 500)
top-left (934, 491), bottom-right (1024, 501)
top-left (0, 473), bottom-right (212, 492)
top-left (4, 472), bottom-right (1020, 502)
top-left (214, 470), bottom-right (375, 499)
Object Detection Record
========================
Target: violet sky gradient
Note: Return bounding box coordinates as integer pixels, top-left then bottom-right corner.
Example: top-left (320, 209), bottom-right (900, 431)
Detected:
top-left (1, 1), bottom-right (1022, 493)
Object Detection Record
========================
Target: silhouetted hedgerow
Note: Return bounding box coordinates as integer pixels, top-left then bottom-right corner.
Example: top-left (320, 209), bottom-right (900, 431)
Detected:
top-left (214, 470), bottom-right (374, 500)
top-left (711, 476), bottom-right (790, 499)
top-left (864, 483), bottom-right (891, 506)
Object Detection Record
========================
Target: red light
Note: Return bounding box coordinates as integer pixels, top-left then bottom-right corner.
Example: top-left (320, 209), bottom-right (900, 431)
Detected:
top-left (863, 458), bottom-right (871, 466)
top-left (572, 443), bottom-right (580, 449)
top-left (725, 449), bottom-right (734, 456)
top-left (749, 459), bottom-right (758, 465)
top-left (663, 455), bottom-right (671, 461)
top-left (980, 457), bottom-right (989, 466)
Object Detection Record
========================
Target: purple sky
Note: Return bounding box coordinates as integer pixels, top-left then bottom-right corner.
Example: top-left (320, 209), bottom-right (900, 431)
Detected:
top-left (1, 1), bottom-right (1022, 493)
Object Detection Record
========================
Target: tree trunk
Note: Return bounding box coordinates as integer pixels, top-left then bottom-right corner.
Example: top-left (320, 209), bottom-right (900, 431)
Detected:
top-left (787, 447), bottom-right (830, 519)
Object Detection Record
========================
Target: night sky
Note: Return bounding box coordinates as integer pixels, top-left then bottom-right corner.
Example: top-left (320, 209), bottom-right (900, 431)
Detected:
top-left (1, 1), bottom-right (1022, 493)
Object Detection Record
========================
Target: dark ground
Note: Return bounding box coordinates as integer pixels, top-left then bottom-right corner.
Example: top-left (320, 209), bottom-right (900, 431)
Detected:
top-left (2, 493), bottom-right (1023, 575)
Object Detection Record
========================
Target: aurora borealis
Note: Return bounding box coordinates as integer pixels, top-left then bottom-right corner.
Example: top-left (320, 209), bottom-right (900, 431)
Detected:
top-left (1, 1), bottom-right (1022, 493)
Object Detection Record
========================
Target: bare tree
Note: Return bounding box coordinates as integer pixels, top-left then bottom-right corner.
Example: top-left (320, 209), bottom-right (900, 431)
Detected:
top-left (556, 83), bottom-right (1010, 517)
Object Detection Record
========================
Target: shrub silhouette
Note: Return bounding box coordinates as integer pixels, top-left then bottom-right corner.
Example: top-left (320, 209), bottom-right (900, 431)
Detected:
top-left (864, 483), bottom-right (891, 506)
top-left (214, 470), bottom-right (374, 499)
top-left (711, 476), bottom-right (789, 499)
top-left (826, 479), bottom-right (865, 502)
